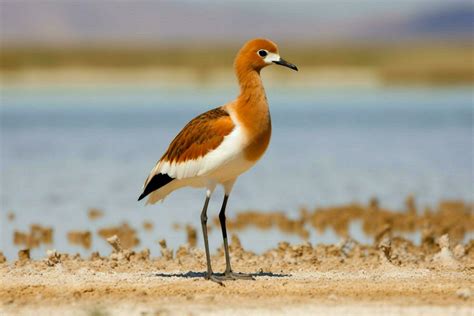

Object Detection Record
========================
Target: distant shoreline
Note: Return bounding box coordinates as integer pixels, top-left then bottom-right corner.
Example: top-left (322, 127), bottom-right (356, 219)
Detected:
top-left (1, 65), bottom-right (472, 88)
top-left (0, 66), bottom-right (377, 88)
top-left (2, 44), bottom-right (472, 87)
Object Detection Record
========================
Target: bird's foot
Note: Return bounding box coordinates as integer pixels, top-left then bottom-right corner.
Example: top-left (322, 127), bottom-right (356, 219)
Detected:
top-left (205, 270), bottom-right (255, 284)
top-left (220, 270), bottom-right (255, 281)
top-left (205, 273), bottom-right (225, 286)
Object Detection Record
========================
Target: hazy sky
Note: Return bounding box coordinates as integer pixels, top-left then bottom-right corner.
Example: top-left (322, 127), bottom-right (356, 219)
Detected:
top-left (1, 0), bottom-right (471, 46)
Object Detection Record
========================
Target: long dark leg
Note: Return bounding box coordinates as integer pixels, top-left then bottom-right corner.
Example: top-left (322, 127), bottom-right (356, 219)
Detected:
top-left (218, 194), bottom-right (254, 280)
top-left (219, 195), bottom-right (232, 272)
top-left (200, 194), bottom-right (223, 285)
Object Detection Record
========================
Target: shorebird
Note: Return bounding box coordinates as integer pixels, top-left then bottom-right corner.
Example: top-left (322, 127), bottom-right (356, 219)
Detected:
top-left (138, 38), bottom-right (297, 284)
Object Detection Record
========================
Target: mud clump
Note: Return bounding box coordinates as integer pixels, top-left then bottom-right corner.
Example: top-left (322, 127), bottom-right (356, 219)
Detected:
top-left (378, 237), bottom-right (395, 266)
top-left (432, 234), bottom-right (462, 269)
top-left (88, 208), bottom-right (104, 220)
top-left (453, 244), bottom-right (466, 259)
top-left (13, 224), bottom-right (53, 249)
top-left (17, 249), bottom-right (30, 262)
top-left (158, 239), bottom-right (173, 260)
top-left (142, 221), bottom-right (154, 231)
top-left (90, 251), bottom-right (102, 261)
top-left (67, 231), bottom-right (92, 249)
top-left (106, 235), bottom-right (135, 262)
top-left (185, 224), bottom-right (198, 247)
top-left (98, 223), bottom-right (140, 249)
top-left (45, 249), bottom-right (61, 267)
top-left (107, 235), bottom-right (124, 252)
top-left (215, 197), bottom-right (472, 245)
top-left (137, 248), bottom-right (151, 261)
top-left (214, 210), bottom-right (310, 239)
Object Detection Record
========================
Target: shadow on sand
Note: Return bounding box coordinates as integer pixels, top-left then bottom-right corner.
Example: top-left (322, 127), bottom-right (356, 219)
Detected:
top-left (154, 271), bottom-right (290, 278)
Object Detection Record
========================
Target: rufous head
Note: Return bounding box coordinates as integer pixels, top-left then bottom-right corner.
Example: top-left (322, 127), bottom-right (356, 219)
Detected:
top-left (234, 38), bottom-right (298, 73)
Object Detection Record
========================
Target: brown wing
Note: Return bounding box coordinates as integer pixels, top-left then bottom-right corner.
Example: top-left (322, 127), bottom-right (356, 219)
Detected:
top-left (161, 107), bottom-right (235, 163)
top-left (139, 107), bottom-right (235, 201)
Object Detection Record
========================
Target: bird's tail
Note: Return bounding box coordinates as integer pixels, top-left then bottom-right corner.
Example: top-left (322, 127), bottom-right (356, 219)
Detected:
top-left (144, 179), bottom-right (187, 205)
top-left (138, 173), bottom-right (174, 202)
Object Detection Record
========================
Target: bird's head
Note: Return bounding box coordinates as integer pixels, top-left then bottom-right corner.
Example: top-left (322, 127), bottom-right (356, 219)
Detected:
top-left (234, 38), bottom-right (298, 73)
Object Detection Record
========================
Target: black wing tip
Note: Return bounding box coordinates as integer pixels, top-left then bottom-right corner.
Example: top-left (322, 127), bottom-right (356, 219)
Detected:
top-left (137, 193), bottom-right (146, 201)
top-left (137, 173), bottom-right (174, 202)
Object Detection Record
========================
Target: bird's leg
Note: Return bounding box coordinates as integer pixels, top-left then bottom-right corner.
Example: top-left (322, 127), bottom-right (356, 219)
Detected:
top-left (219, 195), bottom-right (232, 273)
top-left (218, 194), bottom-right (254, 281)
top-left (200, 194), bottom-right (223, 285)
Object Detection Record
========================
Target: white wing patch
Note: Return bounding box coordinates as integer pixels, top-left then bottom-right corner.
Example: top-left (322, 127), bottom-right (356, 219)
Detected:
top-left (146, 110), bottom-right (248, 182)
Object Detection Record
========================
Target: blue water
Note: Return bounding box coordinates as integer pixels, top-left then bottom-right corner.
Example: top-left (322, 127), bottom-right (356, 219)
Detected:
top-left (1, 86), bottom-right (473, 259)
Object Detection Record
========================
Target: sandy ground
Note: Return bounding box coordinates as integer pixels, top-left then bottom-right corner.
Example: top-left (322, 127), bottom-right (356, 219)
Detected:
top-left (1, 233), bottom-right (473, 316)
top-left (3, 200), bottom-right (473, 315)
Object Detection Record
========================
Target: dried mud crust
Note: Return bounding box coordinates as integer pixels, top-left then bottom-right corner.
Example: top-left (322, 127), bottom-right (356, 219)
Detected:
top-left (1, 234), bottom-right (473, 314)
top-left (213, 198), bottom-right (473, 243)
top-left (10, 198), bottom-right (473, 252)
top-left (2, 198), bottom-right (473, 314)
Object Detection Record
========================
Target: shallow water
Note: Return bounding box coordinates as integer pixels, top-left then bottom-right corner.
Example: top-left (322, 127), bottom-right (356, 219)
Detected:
top-left (1, 86), bottom-right (472, 259)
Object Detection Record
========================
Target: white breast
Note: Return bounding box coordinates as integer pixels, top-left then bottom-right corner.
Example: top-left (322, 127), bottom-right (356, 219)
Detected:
top-left (199, 108), bottom-right (257, 183)
top-left (154, 107), bottom-right (253, 184)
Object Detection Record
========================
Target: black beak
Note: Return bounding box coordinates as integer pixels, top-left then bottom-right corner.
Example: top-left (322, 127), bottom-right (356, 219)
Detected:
top-left (273, 58), bottom-right (298, 71)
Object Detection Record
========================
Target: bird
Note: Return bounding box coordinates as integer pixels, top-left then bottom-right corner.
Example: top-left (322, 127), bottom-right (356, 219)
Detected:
top-left (138, 38), bottom-right (297, 284)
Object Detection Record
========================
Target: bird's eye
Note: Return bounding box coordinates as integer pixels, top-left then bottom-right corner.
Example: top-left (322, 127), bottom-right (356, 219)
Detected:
top-left (258, 50), bottom-right (268, 57)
